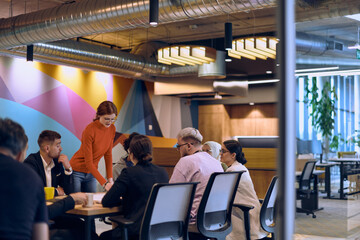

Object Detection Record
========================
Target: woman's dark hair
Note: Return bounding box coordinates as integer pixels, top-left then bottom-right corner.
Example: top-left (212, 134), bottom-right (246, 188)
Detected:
top-left (223, 140), bottom-right (247, 165)
top-left (129, 135), bottom-right (153, 164)
top-left (93, 101), bottom-right (118, 121)
top-left (123, 132), bottom-right (140, 152)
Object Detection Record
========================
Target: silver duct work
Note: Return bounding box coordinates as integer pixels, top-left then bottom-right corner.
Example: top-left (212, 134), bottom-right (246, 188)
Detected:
top-left (0, 0), bottom-right (276, 49)
top-left (296, 32), bottom-right (356, 58)
top-left (5, 40), bottom-right (198, 79)
top-left (296, 56), bottom-right (360, 67)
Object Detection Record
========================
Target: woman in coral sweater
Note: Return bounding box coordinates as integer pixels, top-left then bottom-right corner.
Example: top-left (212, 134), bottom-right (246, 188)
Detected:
top-left (70, 101), bottom-right (117, 193)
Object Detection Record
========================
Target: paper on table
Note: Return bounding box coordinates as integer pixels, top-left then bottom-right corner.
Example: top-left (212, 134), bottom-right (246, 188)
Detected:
top-left (93, 192), bottom-right (106, 203)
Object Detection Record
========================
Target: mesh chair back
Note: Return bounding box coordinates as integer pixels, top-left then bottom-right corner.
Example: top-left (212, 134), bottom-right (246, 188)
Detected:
top-left (299, 161), bottom-right (316, 190)
top-left (260, 176), bottom-right (278, 234)
top-left (196, 171), bottom-right (244, 239)
top-left (140, 182), bottom-right (198, 240)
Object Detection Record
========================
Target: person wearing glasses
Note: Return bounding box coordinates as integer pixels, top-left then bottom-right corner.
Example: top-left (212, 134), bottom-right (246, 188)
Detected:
top-left (170, 127), bottom-right (223, 224)
top-left (220, 140), bottom-right (266, 240)
top-left (70, 101), bottom-right (118, 193)
top-left (202, 141), bottom-right (228, 171)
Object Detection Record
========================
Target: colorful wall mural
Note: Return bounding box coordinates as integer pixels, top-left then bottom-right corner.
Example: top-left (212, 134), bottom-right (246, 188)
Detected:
top-left (0, 55), bottom-right (197, 159)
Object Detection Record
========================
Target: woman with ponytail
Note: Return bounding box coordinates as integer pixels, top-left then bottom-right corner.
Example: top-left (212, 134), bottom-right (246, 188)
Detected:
top-left (100, 135), bottom-right (169, 240)
top-left (220, 140), bottom-right (267, 240)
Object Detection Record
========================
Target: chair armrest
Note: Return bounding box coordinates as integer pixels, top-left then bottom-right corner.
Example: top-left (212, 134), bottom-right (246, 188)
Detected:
top-left (109, 215), bottom-right (134, 227)
top-left (233, 203), bottom-right (254, 212)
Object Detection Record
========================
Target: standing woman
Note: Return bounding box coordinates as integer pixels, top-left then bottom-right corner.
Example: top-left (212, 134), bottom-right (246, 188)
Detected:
top-left (70, 101), bottom-right (117, 193)
top-left (220, 140), bottom-right (267, 240)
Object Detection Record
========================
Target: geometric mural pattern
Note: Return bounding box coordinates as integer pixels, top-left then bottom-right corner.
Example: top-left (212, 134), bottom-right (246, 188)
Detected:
top-left (116, 80), bottom-right (163, 136)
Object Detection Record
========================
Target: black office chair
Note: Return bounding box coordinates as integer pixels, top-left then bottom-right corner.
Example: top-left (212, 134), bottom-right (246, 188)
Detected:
top-left (296, 160), bottom-right (316, 218)
top-left (110, 182), bottom-right (198, 240)
top-left (190, 171), bottom-right (245, 240)
top-left (234, 176), bottom-right (278, 240)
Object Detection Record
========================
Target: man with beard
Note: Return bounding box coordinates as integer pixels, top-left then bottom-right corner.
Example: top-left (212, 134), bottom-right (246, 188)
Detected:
top-left (170, 127), bottom-right (223, 223)
top-left (24, 130), bottom-right (73, 195)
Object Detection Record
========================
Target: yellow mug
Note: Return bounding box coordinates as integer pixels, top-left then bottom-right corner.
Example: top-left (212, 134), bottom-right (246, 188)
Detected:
top-left (44, 187), bottom-right (55, 200)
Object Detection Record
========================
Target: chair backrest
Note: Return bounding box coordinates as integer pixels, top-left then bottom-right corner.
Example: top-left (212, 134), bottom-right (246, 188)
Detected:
top-left (140, 182), bottom-right (198, 240)
top-left (259, 176), bottom-right (278, 234)
top-left (196, 171), bottom-right (244, 239)
top-left (299, 161), bottom-right (316, 190)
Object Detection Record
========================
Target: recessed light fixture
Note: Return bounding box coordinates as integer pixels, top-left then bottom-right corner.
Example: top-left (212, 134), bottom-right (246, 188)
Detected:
top-left (249, 102), bottom-right (255, 105)
top-left (266, 70), bottom-right (272, 74)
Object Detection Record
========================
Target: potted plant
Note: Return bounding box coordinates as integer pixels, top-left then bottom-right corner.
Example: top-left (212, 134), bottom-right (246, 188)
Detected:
top-left (305, 77), bottom-right (337, 161)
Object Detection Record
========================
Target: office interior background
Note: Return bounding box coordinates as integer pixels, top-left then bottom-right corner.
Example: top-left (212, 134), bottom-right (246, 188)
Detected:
top-left (1, 0), bottom-right (360, 238)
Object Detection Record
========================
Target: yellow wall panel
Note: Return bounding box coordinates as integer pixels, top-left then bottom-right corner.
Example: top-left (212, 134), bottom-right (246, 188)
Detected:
top-left (34, 62), bottom-right (107, 109)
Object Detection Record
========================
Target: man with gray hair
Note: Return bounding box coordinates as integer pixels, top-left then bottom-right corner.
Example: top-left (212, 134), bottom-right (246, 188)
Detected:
top-left (170, 127), bottom-right (223, 223)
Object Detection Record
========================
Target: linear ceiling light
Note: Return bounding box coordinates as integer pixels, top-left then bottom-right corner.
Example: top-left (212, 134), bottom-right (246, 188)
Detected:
top-left (157, 46), bottom-right (216, 66)
top-left (149, 0), bottom-right (159, 26)
top-left (228, 37), bottom-right (278, 60)
top-left (295, 66), bottom-right (339, 73)
top-left (295, 68), bottom-right (360, 77)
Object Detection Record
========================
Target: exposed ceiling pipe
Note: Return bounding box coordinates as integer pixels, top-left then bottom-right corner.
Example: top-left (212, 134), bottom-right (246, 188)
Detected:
top-left (296, 32), bottom-right (356, 58)
top-left (296, 55), bottom-right (360, 67)
top-left (0, 0), bottom-right (276, 49)
top-left (2, 40), bottom-right (198, 79)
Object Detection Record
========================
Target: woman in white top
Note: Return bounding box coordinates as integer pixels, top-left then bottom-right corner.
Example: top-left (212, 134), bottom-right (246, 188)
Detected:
top-left (202, 141), bottom-right (228, 171)
top-left (220, 140), bottom-right (267, 240)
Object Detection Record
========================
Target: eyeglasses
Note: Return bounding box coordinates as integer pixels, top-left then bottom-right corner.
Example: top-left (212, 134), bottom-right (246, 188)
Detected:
top-left (103, 117), bottom-right (116, 122)
top-left (176, 143), bottom-right (188, 150)
top-left (220, 149), bottom-right (229, 154)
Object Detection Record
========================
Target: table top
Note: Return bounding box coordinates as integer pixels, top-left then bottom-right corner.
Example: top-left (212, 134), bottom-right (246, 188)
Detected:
top-left (47, 196), bottom-right (121, 216)
top-left (328, 158), bottom-right (360, 162)
top-left (296, 170), bottom-right (325, 177)
top-left (66, 203), bottom-right (121, 216)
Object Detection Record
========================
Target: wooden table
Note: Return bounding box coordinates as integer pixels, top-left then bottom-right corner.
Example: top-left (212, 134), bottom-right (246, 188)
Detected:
top-left (66, 204), bottom-right (121, 240)
top-left (328, 158), bottom-right (360, 199)
top-left (48, 198), bottom-right (121, 240)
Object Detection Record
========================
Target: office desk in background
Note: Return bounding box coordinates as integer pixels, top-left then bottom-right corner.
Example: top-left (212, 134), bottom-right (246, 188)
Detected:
top-left (316, 163), bottom-right (336, 199)
top-left (328, 158), bottom-right (360, 200)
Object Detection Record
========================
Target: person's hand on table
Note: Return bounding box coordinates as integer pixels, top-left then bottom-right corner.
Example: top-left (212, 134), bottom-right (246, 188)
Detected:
top-left (69, 192), bottom-right (87, 205)
top-left (56, 186), bottom-right (65, 196)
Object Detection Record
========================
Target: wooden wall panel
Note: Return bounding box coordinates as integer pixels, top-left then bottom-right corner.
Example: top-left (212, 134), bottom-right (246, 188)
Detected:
top-left (199, 104), bottom-right (230, 143)
top-left (248, 169), bottom-right (277, 199)
top-left (229, 103), bottom-right (278, 137)
top-left (243, 148), bottom-right (277, 169)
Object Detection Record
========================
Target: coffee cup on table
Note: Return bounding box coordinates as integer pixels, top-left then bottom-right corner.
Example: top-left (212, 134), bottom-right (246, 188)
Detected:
top-left (44, 187), bottom-right (55, 200)
top-left (83, 193), bottom-right (94, 207)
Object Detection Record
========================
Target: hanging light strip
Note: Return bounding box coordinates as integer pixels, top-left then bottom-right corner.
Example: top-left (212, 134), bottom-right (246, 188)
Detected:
top-left (228, 37), bottom-right (278, 60)
top-left (158, 45), bottom-right (216, 66)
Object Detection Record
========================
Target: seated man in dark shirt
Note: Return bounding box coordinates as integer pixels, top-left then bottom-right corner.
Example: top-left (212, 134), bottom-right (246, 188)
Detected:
top-left (24, 130), bottom-right (73, 196)
top-left (0, 118), bottom-right (48, 239)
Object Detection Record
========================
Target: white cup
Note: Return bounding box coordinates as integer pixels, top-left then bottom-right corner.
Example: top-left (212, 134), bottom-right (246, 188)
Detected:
top-left (83, 193), bottom-right (94, 207)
